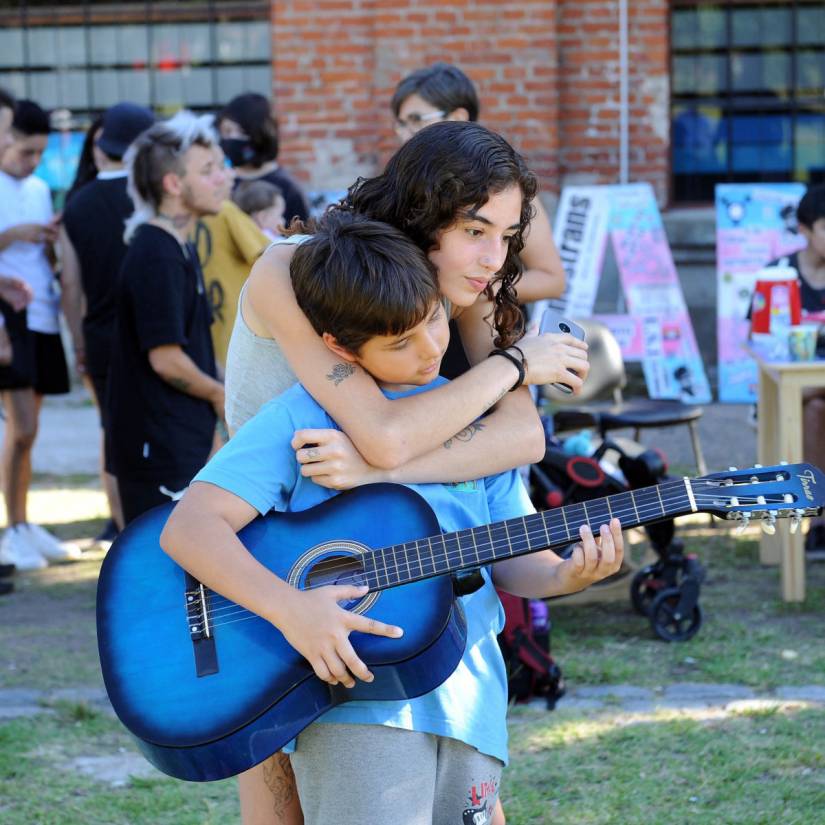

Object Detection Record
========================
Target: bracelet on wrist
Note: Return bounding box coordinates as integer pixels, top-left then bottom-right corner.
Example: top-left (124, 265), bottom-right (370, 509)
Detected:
top-left (487, 347), bottom-right (526, 391)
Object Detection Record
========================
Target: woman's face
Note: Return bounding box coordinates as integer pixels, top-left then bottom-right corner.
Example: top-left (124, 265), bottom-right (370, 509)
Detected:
top-left (427, 184), bottom-right (523, 308)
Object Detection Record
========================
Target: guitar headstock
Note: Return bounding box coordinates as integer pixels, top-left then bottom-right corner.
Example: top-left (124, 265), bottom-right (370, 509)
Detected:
top-left (690, 463), bottom-right (825, 531)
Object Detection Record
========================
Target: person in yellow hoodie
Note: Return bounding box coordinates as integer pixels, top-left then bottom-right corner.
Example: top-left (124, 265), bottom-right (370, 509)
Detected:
top-left (193, 152), bottom-right (270, 371)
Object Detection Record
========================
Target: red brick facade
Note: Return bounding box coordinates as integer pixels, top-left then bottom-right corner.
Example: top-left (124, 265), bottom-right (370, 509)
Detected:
top-left (271, 0), bottom-right (670, 203)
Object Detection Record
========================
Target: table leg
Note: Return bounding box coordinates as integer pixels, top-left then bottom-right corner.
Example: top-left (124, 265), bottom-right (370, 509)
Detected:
top-left (758, 369), bottom-right (781, 565)
top-left (778, 379), bottom-right (805, 602)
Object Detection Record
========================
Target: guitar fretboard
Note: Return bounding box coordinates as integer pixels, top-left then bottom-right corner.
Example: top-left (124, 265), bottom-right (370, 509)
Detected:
top-left (361, 482), bottom-right (696, 592)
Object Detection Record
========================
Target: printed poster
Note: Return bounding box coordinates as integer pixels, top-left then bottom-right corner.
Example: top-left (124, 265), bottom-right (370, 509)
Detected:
top-left (548, 182), bottom-right (712, 404)
top-left (716, 183), bottom-right (807, 403)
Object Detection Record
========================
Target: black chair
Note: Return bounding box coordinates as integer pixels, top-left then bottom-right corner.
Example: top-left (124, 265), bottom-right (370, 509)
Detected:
top-left (544, 318), bottom-right (708, 476)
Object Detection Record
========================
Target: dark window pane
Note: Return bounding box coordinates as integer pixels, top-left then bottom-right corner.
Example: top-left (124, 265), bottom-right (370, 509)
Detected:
top-left (797, 5), bottom-right (825, 47)
top-left (732, 6), bottom-right (791, 48)
top-left (795, 105), bottom-right (825, 183)
top-left (797, 50), bottom-right (825, 96)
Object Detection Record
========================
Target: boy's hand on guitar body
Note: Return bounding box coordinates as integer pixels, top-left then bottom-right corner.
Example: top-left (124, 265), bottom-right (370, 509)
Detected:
top-left (557, 518), bottom-right (624, 592)
top-left (292, 429), bottom-right (382, 490)
top-left (276, 584), bottom-right (403, 688)
top-left (516, 332), bottom-right (590, 393)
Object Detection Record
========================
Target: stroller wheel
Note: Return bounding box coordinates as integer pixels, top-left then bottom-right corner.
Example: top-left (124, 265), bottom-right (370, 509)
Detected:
top-left (630, 565), bottom-right (663, 616)
top-left (649, 587), bottom-right (703, 642)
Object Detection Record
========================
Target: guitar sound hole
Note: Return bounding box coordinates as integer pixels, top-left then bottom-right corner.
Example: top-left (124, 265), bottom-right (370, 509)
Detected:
top-left (305, 555), bottom-right (366, 607)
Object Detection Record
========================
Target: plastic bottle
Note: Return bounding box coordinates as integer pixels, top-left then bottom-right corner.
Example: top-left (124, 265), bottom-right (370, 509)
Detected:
top-left (562, 429), bottom-right (593, 456)
top-left (529, 599), bottom-right (550, 632)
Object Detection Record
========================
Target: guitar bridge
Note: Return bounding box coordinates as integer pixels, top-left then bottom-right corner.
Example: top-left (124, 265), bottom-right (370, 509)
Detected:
top-left (184, 572), bottom-right (219, 677)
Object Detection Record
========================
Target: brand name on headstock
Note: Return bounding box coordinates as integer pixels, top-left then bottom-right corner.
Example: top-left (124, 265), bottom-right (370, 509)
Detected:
top-left (798, 468), bottom-right (817, 502)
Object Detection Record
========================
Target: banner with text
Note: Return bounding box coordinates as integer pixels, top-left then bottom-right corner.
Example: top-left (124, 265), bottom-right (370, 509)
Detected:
top-left (550, 183), bottom-right (712, 404)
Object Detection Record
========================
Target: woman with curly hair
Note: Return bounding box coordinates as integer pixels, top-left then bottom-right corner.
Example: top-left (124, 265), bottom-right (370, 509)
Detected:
top-left (225, 121), bottom-right (589, 825)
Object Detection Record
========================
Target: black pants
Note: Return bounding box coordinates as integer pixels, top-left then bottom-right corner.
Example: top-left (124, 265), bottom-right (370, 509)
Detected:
top-left (118, 474), bottom-right (193, 525)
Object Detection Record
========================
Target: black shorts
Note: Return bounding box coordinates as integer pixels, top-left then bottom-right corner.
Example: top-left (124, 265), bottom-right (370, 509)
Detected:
top-left (118, 474), bottom-right (193, 526)
top-left (0, 303), bottom-right (70, 395)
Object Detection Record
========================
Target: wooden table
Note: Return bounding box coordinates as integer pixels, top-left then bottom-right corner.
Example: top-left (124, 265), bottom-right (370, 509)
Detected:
top-left (748, 347), bottom-right (825, 601)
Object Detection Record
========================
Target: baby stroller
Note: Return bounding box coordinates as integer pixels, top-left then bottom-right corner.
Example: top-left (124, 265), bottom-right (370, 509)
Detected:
top-left (529, 430), bottom-right (705, 642)
top-left (528, 317), bottom-right (707, 642)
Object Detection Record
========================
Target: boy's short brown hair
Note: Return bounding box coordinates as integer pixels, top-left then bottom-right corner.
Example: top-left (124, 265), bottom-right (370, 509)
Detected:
top-left (290, 211), bottom-right (440, 354)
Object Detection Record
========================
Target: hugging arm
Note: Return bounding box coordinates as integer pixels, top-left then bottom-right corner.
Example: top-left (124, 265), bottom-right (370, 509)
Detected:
top-left (247, 244), bottom-right (547, 470)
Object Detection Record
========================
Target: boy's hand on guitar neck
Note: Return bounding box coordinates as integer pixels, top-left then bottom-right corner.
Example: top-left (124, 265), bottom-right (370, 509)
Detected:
top-left (556, 518), bottom-right (624, 593)
top-left (276, 584), bottom-right (403, 689)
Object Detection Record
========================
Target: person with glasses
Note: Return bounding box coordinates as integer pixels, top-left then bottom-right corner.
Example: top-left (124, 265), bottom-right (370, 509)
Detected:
top-left (391, 63), bottom-right (565, 312)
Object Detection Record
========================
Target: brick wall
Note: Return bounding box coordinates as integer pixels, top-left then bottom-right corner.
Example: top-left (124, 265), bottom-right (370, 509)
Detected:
top-left (271, 0), bottom-right (670, 203)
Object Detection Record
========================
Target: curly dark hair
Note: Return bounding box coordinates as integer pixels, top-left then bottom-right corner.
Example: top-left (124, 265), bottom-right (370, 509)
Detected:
top-left (337, 121), bottom-right (537, 347)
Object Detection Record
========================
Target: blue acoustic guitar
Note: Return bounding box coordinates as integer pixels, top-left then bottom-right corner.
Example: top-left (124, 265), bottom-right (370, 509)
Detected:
top-left (97, 463), bottom-right (823, 782)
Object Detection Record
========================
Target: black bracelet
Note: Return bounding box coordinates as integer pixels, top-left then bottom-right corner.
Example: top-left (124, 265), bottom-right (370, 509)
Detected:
top-left (488, 347), bottom-right (526, 391)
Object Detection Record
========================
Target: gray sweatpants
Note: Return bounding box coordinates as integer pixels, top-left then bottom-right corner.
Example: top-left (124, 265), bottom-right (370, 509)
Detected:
top-left (290, 723), bottom-right (503, 825)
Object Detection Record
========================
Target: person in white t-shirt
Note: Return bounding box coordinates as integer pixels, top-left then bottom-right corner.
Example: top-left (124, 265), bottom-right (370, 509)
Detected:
top-left (0, 99), bottom-right (81, 572)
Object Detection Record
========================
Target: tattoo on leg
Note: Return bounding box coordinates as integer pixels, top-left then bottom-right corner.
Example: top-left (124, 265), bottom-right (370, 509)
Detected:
top-left (262, 753), bottom-right (297, 817)
top-left (326, 363), bottom-right (355, 385)
top-left (444, 421), bottom-right (485, 449)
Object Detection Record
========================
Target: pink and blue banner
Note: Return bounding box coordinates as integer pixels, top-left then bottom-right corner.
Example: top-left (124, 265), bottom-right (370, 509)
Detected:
top-left (715, 183), bottom-right (806, 403)
top-left (549, 183), bottom-right (712, 404)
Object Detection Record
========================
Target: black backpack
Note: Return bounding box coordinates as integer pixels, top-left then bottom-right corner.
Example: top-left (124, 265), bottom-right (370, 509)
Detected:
top-left (497, 590), bottom-right (565, 710)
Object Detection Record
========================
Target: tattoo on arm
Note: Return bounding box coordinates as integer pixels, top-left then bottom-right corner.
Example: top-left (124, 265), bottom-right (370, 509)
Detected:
top-left (169, 377), bottom-right (190, 393)
top-left (444, 421), bottom-right (485, 450)
top-left (326, 362), bottom-right (355, 386)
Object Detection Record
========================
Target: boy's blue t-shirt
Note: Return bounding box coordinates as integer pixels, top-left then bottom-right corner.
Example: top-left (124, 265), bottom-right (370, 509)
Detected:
top-left (193, 377), bottom-right (535, 765)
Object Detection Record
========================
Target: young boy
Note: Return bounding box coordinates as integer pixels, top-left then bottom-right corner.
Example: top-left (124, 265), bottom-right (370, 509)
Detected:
top-left (161, 211), bottom-right (623, 825)
top-left (232, 179), bottom-right (286, 240)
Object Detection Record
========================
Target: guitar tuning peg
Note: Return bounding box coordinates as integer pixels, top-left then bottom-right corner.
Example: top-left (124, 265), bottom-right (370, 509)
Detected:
top-left (754, 463), bottom-right (763, 468)
top-left (761, 512), bottom-right (777, 535)
top-left (779, 460), bottom-right (788, 466)
top-left (735, 512), bottom-right (751, 535)
top-left (729, 466), bottom-right (738, 472)
top-left (790, 508), bottom-right (806, 535)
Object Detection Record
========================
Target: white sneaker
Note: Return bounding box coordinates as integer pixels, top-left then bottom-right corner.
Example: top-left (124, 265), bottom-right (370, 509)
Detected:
top-left (0, 525), bottom-right (47, 571)
top-left (24, 523), bottom-right (83, 563)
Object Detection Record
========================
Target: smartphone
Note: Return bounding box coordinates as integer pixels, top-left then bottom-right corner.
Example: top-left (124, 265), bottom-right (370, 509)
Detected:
top-left (539, 308), bottom-right (586, 394)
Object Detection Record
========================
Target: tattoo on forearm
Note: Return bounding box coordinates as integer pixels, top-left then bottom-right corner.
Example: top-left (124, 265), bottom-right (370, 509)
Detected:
top-left (444, 421), bottom-right (485, 449)
top-left (327, 362), bottom-right (355, 385)
top-left (262, 752), bottom-right (297, 817)
top-left (170, 377), bottom-right (190, 393)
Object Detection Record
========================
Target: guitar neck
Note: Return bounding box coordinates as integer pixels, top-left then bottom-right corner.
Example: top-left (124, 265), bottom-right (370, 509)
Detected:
top-left (362, 478), bottom-right (699, 592)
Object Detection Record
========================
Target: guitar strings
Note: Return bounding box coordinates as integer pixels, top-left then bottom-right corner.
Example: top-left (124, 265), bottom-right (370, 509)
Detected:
top-left (192, 489), bottom-right (790, 628)
top-left (185, 486), bottom-right (794, 631)
top-left (190, 485), bottom-right (791, 625)
top-left (187, 478), bottom-right (786, 618)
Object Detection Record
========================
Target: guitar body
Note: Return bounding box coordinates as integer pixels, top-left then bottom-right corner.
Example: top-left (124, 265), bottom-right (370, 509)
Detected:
top-left (97, 484), bottom-right (467, 782)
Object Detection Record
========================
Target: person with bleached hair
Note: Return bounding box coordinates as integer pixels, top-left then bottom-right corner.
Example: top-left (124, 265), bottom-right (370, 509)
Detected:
top-left (106, 111), bottom-right (228, 524)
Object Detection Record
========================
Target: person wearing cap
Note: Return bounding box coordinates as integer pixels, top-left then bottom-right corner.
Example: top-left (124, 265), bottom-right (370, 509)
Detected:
top-left (60, 102), bottom-right (155, 538)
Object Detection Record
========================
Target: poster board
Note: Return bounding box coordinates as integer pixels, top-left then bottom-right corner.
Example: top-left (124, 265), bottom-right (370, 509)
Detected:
top-left (547, 182), bottom-right (712, 404)
top-left (715, 183), bottom-right (807, 403)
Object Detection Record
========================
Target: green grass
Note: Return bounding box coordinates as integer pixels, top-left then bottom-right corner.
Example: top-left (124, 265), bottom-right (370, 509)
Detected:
top-left (504, 704), bottom-right (825, 824)
top-left (1, 484), bottom-right (824, 824)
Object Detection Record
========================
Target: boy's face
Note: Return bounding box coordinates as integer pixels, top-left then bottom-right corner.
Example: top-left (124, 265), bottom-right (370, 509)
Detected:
top-left (801, 218), bottom-right (825, 262)
top-left (427, 183), bottom-right (522, 309)
top-left (253, 196), bottom-right (286, 235)
top-left (177, 143), bottom-right (229, 217)
top-left (1, 131), bottom-right (47, 179)
top-left (327, 301), bottom-right (449, 390)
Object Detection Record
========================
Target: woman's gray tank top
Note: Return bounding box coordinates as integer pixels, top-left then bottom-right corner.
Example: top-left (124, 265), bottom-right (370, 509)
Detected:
top-left (224, 235), bottom-right (308, 434)
top-left (224, 233), bottom-right (453, 434)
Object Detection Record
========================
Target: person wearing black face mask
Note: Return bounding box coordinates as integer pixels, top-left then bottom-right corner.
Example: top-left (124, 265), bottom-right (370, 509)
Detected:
top-left (216, 94), bottom-right (309, 227)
